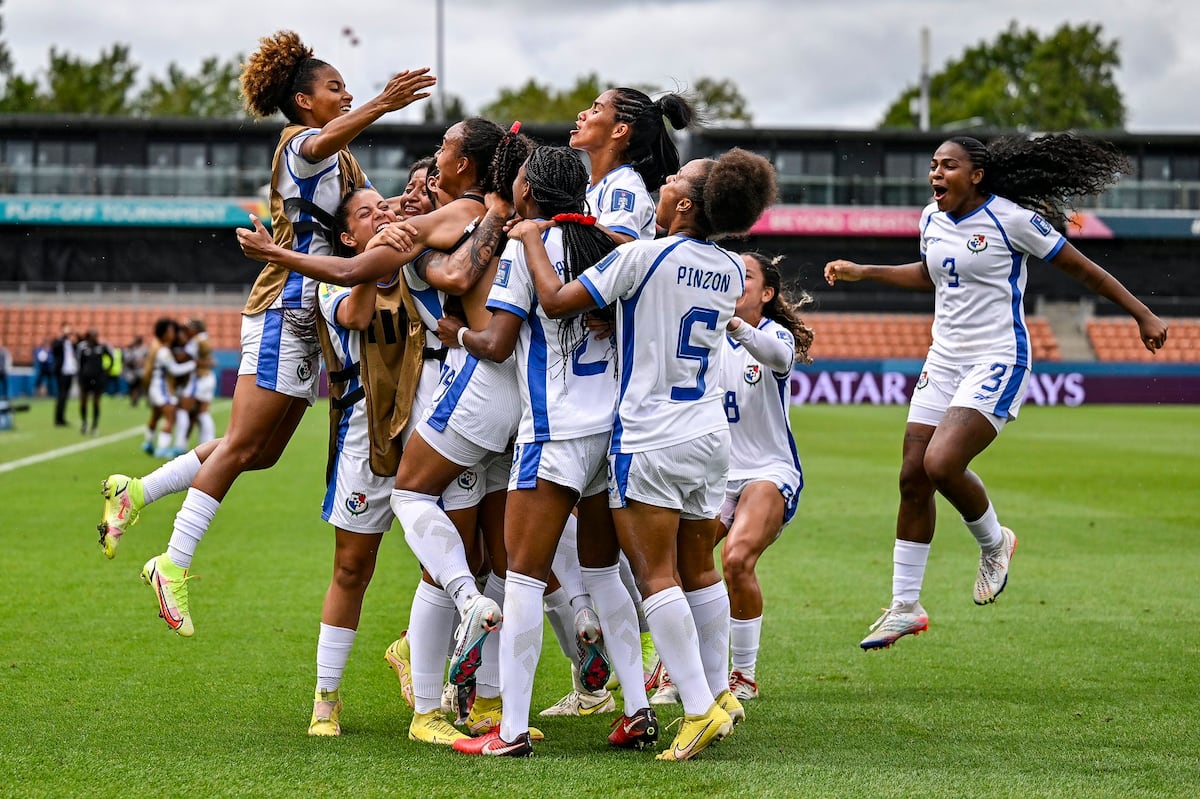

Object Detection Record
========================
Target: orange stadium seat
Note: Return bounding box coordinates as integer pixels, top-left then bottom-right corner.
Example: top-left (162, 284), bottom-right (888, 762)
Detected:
top-left (803, 312), bottom-right (1064, 362)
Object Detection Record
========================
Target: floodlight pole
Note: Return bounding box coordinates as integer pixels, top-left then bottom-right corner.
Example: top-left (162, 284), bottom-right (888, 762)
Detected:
top-left (918, 27), bottom-right (931, 131)
top-left (435, 0), bottom-right (446, 124)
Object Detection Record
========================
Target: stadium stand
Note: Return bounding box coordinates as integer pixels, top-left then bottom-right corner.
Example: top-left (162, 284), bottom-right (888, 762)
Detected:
top-left (1086, 317), bottom-right (1200, 362)
top-left (805, 313), bottom-right (1062, 362)
top-left (0, 304), bottom-right (243, 365)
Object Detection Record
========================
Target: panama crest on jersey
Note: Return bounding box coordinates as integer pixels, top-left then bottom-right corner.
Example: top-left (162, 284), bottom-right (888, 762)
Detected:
top-left (967, 233), bottom-right (987, 253)
top-left (457, 469), bottom-right (479, 491)
top-left (744, 363), bottom-right (762, 384)
top-left (345, 491), bottom-right (368, 515)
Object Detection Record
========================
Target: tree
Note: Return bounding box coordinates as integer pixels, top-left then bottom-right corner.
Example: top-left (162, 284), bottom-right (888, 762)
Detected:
top-left (880, 22), bottom-right (1125, 131)
top-left (422, 93), bottom-right (468, 124)
top-left (692, 77), bottom-right (752, 124)
top-left (479, 73), bottom-right (753, 125)
top-left (133, 56), bottom-right (245, 118)
top-left (480, 74), bottom-right (604, 124)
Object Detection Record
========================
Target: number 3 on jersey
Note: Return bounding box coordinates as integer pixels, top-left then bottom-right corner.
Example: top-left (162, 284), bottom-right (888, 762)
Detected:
top-left (671, 306), bottom-right (719, 401)
top-left (941, 257), bottom-right (960, 288)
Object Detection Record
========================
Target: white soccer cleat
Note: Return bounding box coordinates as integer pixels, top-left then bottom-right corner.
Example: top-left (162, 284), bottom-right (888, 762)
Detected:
top-left (538, 688), bottom-right (616, 717)
top-left (975, 527), bottom-right (1018, 605)
top-left (860, 601), bottom-right (929, 650)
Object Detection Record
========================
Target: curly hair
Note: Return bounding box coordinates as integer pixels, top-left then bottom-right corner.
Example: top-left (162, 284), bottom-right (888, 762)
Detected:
top-left (741, 252), bottom-right (814, 365)
top-left (685, 148), bottom-right (778, 240)
top-left (609, 88), bottom-right (694, 191)
top-left (946, 134), bottom-right (1130, 229)
top-left (240, 30), bottom-right (329, 122)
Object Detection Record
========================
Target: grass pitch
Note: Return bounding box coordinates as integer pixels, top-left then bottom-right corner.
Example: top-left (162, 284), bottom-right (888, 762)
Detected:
top-left (1, 397), bottom-right (1197, 798)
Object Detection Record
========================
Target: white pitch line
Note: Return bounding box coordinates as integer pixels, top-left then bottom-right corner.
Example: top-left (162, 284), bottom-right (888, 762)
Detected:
top-left (0, 425), bottom-right (144, 474)
top-left (0, 400), bottom-right (230, 475)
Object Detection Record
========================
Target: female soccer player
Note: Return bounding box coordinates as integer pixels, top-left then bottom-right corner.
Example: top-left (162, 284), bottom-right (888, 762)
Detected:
top-left (716, 252), bottom-right (813, 700)
top-left (825, 134), bottom-right (1169, 651)
top-left (510, 147), bottom-right (779, 762)
top-left (112, 30), bottom-right (434, 636)
top-left (439, 145), bottom-right (654, 757)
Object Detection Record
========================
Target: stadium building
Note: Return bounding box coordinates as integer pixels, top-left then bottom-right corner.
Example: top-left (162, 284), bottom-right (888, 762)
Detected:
top-left (1, 115), bottom-right (1197, 402)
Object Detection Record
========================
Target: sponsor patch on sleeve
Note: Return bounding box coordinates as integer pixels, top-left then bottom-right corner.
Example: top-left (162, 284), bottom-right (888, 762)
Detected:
top-left (1030, 213), bottom-right (1053, 236)
top-left (494, 259), bottom-right (512, 287)
top-left (594, 251), bottom-right (619, 273)
top-left (610, 189), bottom-right (635, 213)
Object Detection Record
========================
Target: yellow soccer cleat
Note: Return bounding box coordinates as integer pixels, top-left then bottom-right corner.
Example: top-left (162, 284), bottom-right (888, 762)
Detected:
top-left (655, 702), bottom-right (733, 762)
top-left (464, 695), bottom-right (544, 740)
top-left (408, 709), bottom-right (468, 745)
top-left (384, 633), bottom-right (415, 709)
top-left (308, 689), bottom-right (342, 736)
top-left (715, 688), bottom-right (745, 728)
top-left (98, 474), bottom-right (144, 559)
top-left (141, 554), bottom-right (195, 637)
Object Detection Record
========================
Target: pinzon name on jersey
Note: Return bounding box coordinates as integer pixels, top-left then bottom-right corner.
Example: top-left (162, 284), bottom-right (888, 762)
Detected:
top-left (676, 265), bottom-right (732, 293)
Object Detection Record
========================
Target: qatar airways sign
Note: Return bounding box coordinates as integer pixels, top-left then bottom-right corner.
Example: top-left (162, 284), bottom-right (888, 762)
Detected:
top-left (789, 370), bottom-right (1199, 405)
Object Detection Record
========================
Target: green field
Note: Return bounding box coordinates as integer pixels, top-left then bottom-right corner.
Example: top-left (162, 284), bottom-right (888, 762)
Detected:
top-left (1, 397), bottom-right (1197, 798)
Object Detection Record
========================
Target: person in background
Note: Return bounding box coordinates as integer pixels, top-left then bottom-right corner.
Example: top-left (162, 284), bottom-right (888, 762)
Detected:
top-left (0, 342), bottom-right (10, 399)
top-left (52, 323), bottom-right (77, 426)
top-left (33, 339), bottom-right (55, 398)
top-left (123, 336), bottom-right (148, 407)
top-left (76, 328), bottom-right (112, 435)
top-left (105, 341), bottom-right (124, 396)
top-left (825, 134), bottom-right (1169, 651)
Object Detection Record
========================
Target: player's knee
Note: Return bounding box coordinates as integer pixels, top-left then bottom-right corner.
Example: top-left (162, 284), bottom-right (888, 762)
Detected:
top-left (898, 461), bottom-right (935, 503)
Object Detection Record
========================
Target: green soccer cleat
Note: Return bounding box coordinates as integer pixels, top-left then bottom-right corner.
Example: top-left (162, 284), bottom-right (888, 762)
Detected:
top-left (98, 474), bottom-right (144, 559)
top-left (141, 554), bottom-right (195, 637)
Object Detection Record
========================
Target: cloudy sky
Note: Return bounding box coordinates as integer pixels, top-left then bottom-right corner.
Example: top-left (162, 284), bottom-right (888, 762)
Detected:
top-left (5, 0), bottom-right (1199, 131)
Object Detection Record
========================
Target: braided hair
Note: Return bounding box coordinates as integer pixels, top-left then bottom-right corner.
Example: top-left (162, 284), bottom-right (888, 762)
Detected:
top-left (240, 30), bottom-right (330, 123)
top-left (742, 252), bottom-right (814, 365)
top-left (683, 148), bottom-right (779, 240)
top-left (947, 134), bottom-right (1129, 229)
top-left (485, 123), bottom-right (536, 201)
top-left (610, 88), bottom-right (694, 191)
top-left (524, 146), bottom-right (619, 374)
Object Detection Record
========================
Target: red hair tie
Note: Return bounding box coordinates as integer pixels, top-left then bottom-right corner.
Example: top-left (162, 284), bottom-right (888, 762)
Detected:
top-left (509, 121), bottom-right (522, 134)
top-left (552, 213), bottom-right (596, 226)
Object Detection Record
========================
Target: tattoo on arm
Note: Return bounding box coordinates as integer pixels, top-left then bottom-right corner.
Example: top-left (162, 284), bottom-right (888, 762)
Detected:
top-left (467, 214), bottom-right (507, 278)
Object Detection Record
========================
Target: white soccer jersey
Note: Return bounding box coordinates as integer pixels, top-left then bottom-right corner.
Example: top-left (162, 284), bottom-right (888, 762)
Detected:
top-left (588, 165), bottom-right (656, 241)
top-left (273, 129), bottom-right (367, 310)
top-left (317, 282), bottom-right (369, 458)
top-left (720, 318), bottom-right (803, 486)
top-left (920, 194), bottom-right (1065, 368)
top-left (150, 343), bottom-right (195, 398)
top-left (487, 231), bottom-right (616, 443)
top-left (578, 235), bottom-right (745, 453)
top-left (403, 262), bottom-right (447, 352)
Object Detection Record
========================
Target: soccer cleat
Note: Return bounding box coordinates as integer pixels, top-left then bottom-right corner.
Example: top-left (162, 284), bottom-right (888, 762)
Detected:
top-left (308, 688), bottom-right (342, 736)
top-left (608, 707), bottom-right (659, 750)
top-left (860, 601), bottom-right (929, 650)
top-left (452, 728), bottom-right (533, 757)
top-left (97, 474), bottom-right (144, 559)
top-left (448, 594), bottom-right (502, 685)
top-left (464, 695), bottom-right (543, 740)
top-left (574, 607), bottom-right (612, 692)
top-left (538, 689), bottom-right (616, 717)
top-left (141, 439), bottom-right (155, 455)
top-left (649, 669), bottom-right (679, 706)
top-left (384, 633), bottom-right (415, 709)
top-left (975, 527), bottom-right (1018, 605)
top-left (644, 654), bottom-right (664, 694)
top-left (655, 702), bottom-right (733, 762)
top-left (728, 670), bottom-right (759, 701)
top-left (441, 681), bottom-right (458, 716)
top-left (141, 554), bottom-right (196, 637)
top-left (408, 709), bottom-right (468, 745)
top-left (715, 688), bottom-right (745, 727)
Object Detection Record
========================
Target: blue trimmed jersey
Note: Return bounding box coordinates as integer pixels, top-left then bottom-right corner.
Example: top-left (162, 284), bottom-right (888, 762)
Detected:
top-left (719, 318), bottom-right (803, 486)
top-left (486, 231), bottom-right (616, 443)
top-left (920, 195), bottom-right (1065, 367)
top-left (588, 165), bottom-right (655, 241)
top-left (317, 282), bottom-right (368, 458)
top-left (578, 235), bottom-right (745, 454)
